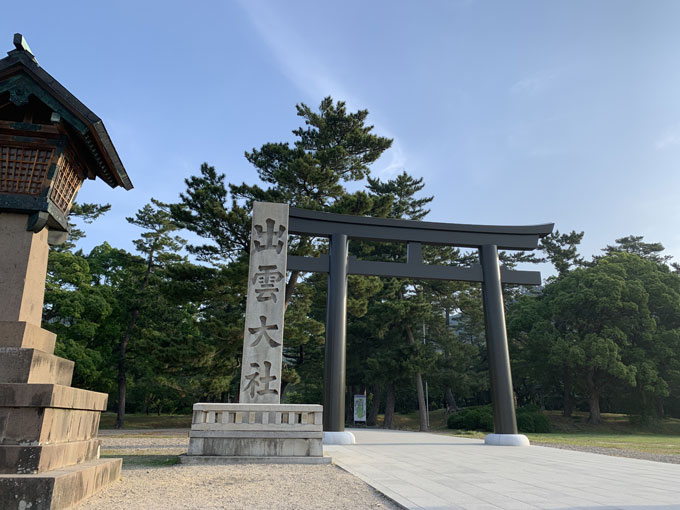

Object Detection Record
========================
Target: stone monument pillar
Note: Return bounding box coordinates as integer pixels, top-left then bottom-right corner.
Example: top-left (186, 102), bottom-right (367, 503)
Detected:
top-left (182, 202), bottom-right (328, 464)
top-left (239, 202), bottom-right (289, 404)
top-left (0, 34), bottom-right (133, 508)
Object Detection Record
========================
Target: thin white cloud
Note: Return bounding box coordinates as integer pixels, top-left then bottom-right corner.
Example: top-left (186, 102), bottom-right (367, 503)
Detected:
top-left (236, 0), bottom-right (409, 177)
top-left (511, 69), bottom-right (559, 95)
top-left (376, 143), bottom-right (407, 177)
top-left (655, 124), bottom-right (680, 149)
top-left (236, 1), bottom-right (354, 106)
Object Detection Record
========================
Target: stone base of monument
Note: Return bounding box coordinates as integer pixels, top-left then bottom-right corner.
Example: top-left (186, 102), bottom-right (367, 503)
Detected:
top-left (181, 403), bottom-right (331, 465)
top-left (0, 326), bottom-right (121, 509)
top-left (484, 433), bottom-right (531, 446)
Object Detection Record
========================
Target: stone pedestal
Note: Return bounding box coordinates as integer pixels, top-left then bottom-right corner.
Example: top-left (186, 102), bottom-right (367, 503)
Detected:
top-left (181, 403), bottom-right (330, 464)
top-left (0, 214), bottom-right (121, 509)
top-left (183, 204), bottom-right (329, 466)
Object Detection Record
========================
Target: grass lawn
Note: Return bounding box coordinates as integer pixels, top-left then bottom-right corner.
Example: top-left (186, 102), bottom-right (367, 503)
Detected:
top-left (97, 409), bottom-right (680, 456)
top-left (99, 454), bottom-right (180, 468)
top-left (525, 433), bottom-right (680, 454)
top-left (99, 412), bottom-right (192, 429)
top-left (373, 408), bottom-right (680, 456)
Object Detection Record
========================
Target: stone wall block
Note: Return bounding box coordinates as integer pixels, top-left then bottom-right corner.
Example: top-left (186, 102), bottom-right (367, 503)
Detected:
top-left (0, 408), bottom-right (101, 445)
top-left (0, 458), bottom-right (123, 510)
top-left (0, 349), bottom-right (74, 385)
top-left (0, 439), bottom-right (101, 474)
top-left (0, 384), bottom-right (108, 411)
top-left (0, 322), bottom-right (57, 353)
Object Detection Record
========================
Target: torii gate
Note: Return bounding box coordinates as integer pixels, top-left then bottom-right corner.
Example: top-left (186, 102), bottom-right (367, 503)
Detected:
top-left (285, 207), bottom-right (553, 445)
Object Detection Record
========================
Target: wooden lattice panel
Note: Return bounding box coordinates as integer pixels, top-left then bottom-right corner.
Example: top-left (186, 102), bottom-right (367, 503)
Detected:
top-left (51, 152), bottom-right (83, 214)
top-left (0, 144), bottom-right (54, 195)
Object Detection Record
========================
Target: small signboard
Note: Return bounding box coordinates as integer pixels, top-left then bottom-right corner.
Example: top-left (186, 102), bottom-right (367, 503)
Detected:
top-left (353, 394), bottom-right (366, 422)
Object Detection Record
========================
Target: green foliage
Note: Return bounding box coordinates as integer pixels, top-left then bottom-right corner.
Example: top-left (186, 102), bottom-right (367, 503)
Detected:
top-left (509, 249), bottom-right (680, 423)
top-left (539, 229), bottom-right (585, 277)
top-left (601, 235), bottom-right (672, 264)
top-left (447, 406), bottom-right (494, 432)
top-left (46, 97), bottom-right (680, 433)
top-left (516, 407), bottom-right (552, 433)
top-left (446, 405), bottom-right (550, 432)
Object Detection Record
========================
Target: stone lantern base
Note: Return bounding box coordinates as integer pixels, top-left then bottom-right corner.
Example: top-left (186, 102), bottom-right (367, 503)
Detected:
top-left (0, 332), bottom-right (122, 509)
top-left (0, 214), bottom-right (121, 509)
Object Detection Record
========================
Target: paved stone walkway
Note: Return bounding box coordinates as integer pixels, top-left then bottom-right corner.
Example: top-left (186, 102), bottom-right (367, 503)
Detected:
top-left (324, 429), bottom-right (680, 510)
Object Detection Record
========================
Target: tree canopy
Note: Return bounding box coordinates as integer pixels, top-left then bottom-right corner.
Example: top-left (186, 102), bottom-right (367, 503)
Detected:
top-left (46, 97), bottom-right (680, 429)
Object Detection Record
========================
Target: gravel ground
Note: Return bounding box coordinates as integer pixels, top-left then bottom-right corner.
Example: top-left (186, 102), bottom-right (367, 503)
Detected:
top-left (74, 433), bottom-right (402, 510)
top-left (533, 441), bottom-right (680, 464)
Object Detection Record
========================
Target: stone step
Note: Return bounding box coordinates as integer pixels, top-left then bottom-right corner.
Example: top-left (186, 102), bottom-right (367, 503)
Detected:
top-left (0, 439), bottom-right (101, 474)
top-left (0, 383), bottom-right (108, 411)
top-left (0, 457), bottom-right (122, 510)
top-left (0, 348), bottom-right (73, 385)
top-left (0, 407), bottom-right (101, 445)
top-left (189, 430), bottom-right (324, 439)
top-left (179, 454), bottom-right (331, 465)
top-left (0, 322), bottom-right (57, 354)
top-left (188, 436), bottom-right (323, 457)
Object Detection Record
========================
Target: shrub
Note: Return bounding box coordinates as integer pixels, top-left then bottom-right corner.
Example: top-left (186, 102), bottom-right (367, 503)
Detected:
top-left (531, 412), bottom-right (552, 433)
top-left (447, 405), bottom-right (493, 431)
top-left (448, 405), bottom-right (551, 433)
top-left (518, 403), bottom-right (541, 413)
top-left (516, 409), bottom-right (552, 433)
top-left (516, 412), bottom-right (536, 432)
top-left (478, 410), bottom-right (494, 431)
top-left (447, 411), bottom-right (466, 429)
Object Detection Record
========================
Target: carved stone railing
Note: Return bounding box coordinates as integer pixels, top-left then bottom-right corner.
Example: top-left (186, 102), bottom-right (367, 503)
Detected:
top-left (190, 403), bottom-right (323, 431)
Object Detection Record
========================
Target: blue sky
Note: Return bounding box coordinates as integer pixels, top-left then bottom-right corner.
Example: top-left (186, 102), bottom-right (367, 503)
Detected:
top-left (4, 1), bottom-right (680, 275)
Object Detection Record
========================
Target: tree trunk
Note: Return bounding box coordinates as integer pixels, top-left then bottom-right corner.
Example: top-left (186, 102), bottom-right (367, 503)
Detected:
top-left (656, 397), bottom-right (665, 419)
top-left (284, 270), bottom-right (300, 310)
top-left (586, 370), bottom-right (601, 424)
top-left (116, 366), bottom-right (126, 429)
top-left (345, 385), bottom-right (354, 426)
top-left (405, 325), bottom-right (428, 431)
top-left (367, 383), bottom-right (381, 426)
top-left (383, 381), bottom-right (395, 429)
top-left (444, 386), bottom-right (457, 414)
top-left (116, 250), bottom-right (154, 430)
top-left (115, 309), bottom-right (138, 429)
top-left (562, 365), bottom-right (573, 418)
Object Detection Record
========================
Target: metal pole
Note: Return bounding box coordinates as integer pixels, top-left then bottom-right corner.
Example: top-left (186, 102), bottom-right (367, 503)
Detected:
top-left (425, 381), bottom-right (430, 429)
top-left (479, 244), bottom-right (518, 435)
top-left (423, 322), bottom-right (429, 430)
top-left (324, 234), bottom-right (349, 431)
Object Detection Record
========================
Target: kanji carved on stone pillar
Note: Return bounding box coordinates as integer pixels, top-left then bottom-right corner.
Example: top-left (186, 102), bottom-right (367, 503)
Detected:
top-left (238, 202), bottom-right (289, 404)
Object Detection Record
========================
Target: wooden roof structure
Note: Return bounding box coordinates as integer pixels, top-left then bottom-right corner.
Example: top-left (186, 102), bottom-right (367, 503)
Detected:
top-left (0, 34), bottom-right (132, 190)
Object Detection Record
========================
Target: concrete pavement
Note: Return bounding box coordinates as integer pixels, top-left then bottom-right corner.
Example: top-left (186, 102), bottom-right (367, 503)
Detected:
top-left (324, 429), bottom-right (680, 510)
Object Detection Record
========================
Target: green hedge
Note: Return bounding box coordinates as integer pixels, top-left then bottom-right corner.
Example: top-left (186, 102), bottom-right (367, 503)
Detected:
top-left (447, 405), bottom-right (551, 433)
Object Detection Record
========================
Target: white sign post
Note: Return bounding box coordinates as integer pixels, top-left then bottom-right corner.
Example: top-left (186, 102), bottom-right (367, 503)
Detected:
top-left (353, 394), bottom-right (366, 423)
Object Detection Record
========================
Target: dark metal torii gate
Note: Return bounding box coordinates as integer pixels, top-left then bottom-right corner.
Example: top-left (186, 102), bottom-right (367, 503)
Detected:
top-left (286, 207), bottom-right (553, 437)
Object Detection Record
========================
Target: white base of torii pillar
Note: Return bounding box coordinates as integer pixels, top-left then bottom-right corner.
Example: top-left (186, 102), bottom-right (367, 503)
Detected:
top-left (182, 202), bottom-right (330, 464)
top-left (323, 431), bottom-right (356, 445)
top-left (484, 433), bottom-right (530, 446)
